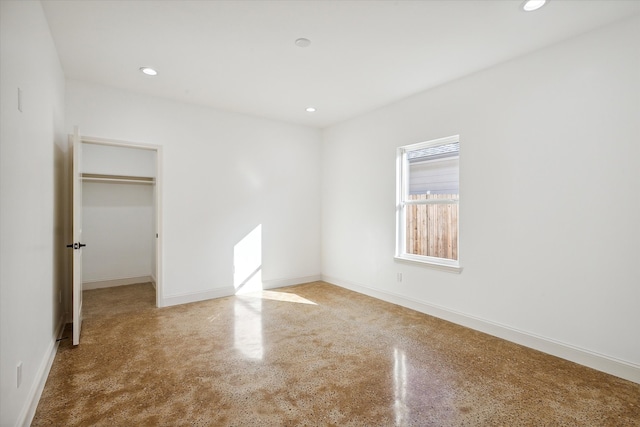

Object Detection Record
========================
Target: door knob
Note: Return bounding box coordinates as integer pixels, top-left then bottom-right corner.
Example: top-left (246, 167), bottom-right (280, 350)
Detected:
top-left (65, 242), bottom-right (86, 250)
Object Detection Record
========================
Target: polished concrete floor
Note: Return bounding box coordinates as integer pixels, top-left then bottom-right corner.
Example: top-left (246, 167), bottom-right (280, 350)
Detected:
top-left (33, 281), bottom-right (639, 426)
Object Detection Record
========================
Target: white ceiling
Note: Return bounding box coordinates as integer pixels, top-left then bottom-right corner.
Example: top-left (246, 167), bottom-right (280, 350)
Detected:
top-left (42, 0), bottom-right (640, 128)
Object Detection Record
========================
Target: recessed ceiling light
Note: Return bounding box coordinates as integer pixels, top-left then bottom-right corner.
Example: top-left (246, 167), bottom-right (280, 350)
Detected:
top-left (295, 38), bottom-right (311, 48)
top-left (522, 0), bottom-right (547, 12)
top-left (306, 107), bottom-right (316, 113)
top-left (139, 67), bottom-right (158, 76)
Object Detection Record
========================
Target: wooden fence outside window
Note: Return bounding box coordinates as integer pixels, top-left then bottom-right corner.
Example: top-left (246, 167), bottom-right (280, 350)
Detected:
top-left (406, 194), bottom-right (458, 260)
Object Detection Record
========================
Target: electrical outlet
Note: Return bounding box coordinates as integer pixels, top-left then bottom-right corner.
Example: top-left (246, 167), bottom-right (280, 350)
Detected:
top-left (397, 273), bottom-right (403, 282)
top-left (17, 361), bottom-right (23, 388)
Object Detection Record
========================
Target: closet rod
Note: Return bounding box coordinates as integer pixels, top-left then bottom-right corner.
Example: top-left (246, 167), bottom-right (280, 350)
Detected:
top-left (81, 173), bottom-right (155, 184)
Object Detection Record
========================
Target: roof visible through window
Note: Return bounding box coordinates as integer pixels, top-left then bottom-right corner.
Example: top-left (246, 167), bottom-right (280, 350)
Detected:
top-left (407, 142), bottom-right (459, 162)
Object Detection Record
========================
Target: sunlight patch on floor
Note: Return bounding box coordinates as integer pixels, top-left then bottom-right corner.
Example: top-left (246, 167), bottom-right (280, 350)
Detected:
top-left (243, 290), bottom-right (317, 305)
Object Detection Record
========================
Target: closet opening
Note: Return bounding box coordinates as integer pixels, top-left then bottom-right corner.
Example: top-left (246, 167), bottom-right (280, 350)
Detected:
top-left (76, 137), bottom-right (163, 310)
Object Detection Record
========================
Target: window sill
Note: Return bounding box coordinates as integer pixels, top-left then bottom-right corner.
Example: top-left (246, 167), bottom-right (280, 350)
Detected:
top-left (394, 255), bottom-right (463, 274)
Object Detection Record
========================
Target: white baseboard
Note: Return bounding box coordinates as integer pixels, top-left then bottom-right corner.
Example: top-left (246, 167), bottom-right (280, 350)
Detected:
top-left (161, 286), bottom-right (236, 307)
top-left (322, 275), bottom-right (640, 385)
top-left (160, 274), bottom-right (322, 308)
top-left (18, 315), bottom-right (66, 427)
top-left (83, 275), bottom-right (153, 290)
top-left (262, 274), bottom-right (322, 290)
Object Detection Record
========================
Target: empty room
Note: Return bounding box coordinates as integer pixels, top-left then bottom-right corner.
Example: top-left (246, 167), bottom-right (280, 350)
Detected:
top-left (1, 0), bottom-right (639, 426)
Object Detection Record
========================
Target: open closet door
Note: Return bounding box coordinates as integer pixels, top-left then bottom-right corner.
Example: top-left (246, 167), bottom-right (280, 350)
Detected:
top-left (70, 128), bottom-right (84, 345)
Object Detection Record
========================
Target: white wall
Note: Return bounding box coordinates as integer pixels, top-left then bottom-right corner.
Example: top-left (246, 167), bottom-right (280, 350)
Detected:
top-left (82, 143), bottom-right (156, 177)
top-left (82, 182), bottom-right (154, 284)
top-left (65, 80), bottom-right (322, 304)
top-left (321, 17), bottom-right (640, 382)
top-left (0, 1), bottom-right (67, 426)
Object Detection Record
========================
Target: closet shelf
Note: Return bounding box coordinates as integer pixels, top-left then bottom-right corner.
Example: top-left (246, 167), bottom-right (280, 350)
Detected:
top-left (81, 173), bottom-right (155, 184)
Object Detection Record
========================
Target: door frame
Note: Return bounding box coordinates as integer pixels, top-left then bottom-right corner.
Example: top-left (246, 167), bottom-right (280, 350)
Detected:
top-left (77, 135), bottom-right (164, 308)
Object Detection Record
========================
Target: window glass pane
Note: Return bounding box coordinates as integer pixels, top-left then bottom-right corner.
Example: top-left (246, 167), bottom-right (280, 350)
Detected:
top-left (405, 201), bottom-right (458, 260)
top-left (408, 157), bottom-right (459, 196)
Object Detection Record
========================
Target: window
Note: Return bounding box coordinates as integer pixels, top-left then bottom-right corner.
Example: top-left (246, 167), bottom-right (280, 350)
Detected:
top-left (396, 135), bottom-right (460, 271)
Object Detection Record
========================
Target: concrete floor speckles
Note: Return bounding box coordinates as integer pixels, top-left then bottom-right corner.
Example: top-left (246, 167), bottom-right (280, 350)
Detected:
top-left (32, 281), bottom-right (640, 426)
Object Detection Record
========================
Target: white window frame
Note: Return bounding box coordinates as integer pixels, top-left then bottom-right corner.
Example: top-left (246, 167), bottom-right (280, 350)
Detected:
top-left (395, 135), bottom-right (462, 273)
